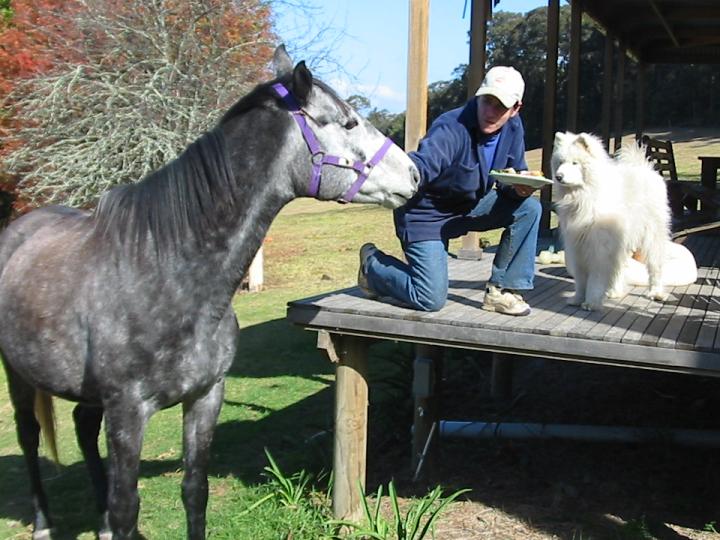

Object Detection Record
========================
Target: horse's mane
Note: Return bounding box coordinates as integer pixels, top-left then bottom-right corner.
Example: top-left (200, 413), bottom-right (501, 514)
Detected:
top-left (90, 75), bottom-right (350, 258)
top-left (92, 128), bottom-right (238, 256)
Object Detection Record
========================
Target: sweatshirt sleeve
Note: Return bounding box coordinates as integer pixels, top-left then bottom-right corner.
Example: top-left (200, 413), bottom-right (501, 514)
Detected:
top-left (408, 119), bottom-right (462, 187)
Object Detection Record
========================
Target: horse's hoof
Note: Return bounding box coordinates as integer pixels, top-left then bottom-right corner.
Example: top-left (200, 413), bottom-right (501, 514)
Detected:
top-left (33, 529), bottom-right (52, 540)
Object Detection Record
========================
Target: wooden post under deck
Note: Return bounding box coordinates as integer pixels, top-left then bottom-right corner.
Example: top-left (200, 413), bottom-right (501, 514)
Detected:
top-left (320, 333), bottom-right (369, 521)
top-left (411, 344), bottom-right (443, 480)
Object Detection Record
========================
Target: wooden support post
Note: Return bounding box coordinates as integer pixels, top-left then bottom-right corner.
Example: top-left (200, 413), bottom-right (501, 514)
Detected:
top-left (566, 0), bottom-right (582, 132)
top-left (490, 352), bottom-right (514, 400)
top-left (601, 31), bottom-right (614, 150)
top-left (540, 0), bottom-right (560, 233)
top-left (323, 334), bottom-right (369, 522)
top-left (458, 0), bottom-right (490, 261)
top-left (613, 46), bottom-right (626, 154)
top-left (405, 0), bottom-right (429, 153)
top-left (411, 344), bottom-right (443, 481)
top-left (635, 62), bottom-right (646, 141)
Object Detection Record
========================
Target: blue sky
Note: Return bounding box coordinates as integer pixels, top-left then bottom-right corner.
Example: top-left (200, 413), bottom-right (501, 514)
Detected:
top-left (274, 0), bottom-right (550, 113)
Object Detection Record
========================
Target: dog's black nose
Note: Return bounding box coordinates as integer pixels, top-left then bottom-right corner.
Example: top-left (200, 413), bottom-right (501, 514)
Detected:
top-left (554, 172), bottom-right (564, 183)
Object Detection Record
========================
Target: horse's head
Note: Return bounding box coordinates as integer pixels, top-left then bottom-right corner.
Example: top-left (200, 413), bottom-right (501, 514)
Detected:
top-left (269, 46), bottom-right (419, 208)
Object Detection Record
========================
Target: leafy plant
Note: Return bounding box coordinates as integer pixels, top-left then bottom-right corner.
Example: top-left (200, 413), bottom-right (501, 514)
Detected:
top-left (334, 480), bottom-right (471, 540)
top-left (262, 448), bottom-right (313, 508)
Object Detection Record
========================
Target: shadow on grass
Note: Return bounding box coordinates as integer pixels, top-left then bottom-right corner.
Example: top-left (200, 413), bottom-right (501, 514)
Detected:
top-left (4, 316), bottom-right (720, 539)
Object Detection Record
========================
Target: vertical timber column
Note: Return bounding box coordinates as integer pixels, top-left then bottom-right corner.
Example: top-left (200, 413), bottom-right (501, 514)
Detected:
top-left (635, 62), bottom-right (646, 141)
top-left (459, 0), bottom-right (489, 260)
top-left (612, 46), bottom-right (626, 154)
top-left (601, 31), bottom-right (614, 150)
top-left (540, 0), bottom-right (559, 232)
top-left (566, 0), bottom-right (582, 133)
top-left (411, 344), bottom-right (444, 480)
top-left (405, 0), bottom-right (429, 153)
top-left (332, 335), bottom-right (369, 521)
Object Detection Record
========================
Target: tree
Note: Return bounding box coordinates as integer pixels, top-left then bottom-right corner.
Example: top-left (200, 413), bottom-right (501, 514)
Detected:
top-left (0, 0), bottom-right (83, 213)
top-left (3, 0), bottom-right (275, 208)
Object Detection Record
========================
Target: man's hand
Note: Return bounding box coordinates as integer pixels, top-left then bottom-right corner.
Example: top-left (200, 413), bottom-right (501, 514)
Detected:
top-left (512, 184), bottom-right (536, 197)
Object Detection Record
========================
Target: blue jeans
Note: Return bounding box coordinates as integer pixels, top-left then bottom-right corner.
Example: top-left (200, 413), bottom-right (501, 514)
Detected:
top-left (365, 190), bottom-right (541, 311)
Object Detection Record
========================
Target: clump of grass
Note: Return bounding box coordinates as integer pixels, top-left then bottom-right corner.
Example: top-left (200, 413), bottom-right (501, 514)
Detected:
top-left (250, 451), bottom-right (469, 540)
top-left (333, 480), bottom-right (470, 540)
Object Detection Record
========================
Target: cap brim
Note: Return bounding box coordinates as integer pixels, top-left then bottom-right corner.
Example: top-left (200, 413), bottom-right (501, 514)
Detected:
top-left (475, 87), bottom-right (517, 108)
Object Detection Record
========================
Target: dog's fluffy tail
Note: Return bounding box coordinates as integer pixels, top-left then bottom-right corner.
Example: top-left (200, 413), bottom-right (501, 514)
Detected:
top-left (617, 141), bottom-right (655, 172)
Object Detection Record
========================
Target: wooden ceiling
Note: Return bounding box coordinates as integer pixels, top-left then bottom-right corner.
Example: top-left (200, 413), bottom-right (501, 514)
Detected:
top-left (579, 0), bottom-right (720, 64)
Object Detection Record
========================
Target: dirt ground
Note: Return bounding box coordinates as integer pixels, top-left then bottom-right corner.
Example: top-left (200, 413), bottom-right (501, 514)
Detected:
top-left (367, 352), bottom-right (720, 539)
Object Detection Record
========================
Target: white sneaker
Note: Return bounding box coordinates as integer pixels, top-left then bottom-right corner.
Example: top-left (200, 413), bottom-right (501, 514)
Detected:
top-left (482, 285), bottom-right (531, 316)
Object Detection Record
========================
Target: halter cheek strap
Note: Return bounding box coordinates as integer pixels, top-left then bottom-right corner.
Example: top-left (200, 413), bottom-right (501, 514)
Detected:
top-left (271, 82), bottom-right (393, 202)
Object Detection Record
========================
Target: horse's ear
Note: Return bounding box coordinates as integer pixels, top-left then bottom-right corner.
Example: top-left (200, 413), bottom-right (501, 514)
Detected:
top-left (292, 61), bottom-right (313, 105)
top-left (273, 44), bottom-right (293, 77)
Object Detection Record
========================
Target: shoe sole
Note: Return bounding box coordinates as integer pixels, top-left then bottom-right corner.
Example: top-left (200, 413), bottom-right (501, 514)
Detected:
top-left (482, 304), bottom-right (531, 316)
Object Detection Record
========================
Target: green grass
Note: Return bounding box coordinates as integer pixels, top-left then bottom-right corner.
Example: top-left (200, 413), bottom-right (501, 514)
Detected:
top-left (1, 129), bottom-right (717, 539)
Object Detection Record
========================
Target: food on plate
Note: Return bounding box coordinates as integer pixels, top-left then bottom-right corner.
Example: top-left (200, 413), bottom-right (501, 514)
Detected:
top-left (494, 168), bottom-right (546, 177)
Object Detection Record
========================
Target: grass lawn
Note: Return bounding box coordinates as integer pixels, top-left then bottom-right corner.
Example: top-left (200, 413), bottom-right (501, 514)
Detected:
top-left (1, 128), bottom-right (719, 539)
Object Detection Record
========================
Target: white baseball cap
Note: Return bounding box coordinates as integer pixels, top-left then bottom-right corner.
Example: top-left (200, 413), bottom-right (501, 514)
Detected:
top-left (475, 66), bottom-right (525, 108)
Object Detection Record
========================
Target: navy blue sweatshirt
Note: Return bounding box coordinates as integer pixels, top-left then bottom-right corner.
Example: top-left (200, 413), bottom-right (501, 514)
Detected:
top-left (394, 98), bottom-right (528, 244)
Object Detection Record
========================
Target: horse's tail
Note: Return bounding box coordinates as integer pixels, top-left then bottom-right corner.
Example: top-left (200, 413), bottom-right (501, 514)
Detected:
top-left (34, 390), bottom-right (59, 464)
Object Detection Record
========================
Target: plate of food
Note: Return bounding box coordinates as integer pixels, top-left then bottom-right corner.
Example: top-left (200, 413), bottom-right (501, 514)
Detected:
top-left (490, 168), bottom-right (553, 188)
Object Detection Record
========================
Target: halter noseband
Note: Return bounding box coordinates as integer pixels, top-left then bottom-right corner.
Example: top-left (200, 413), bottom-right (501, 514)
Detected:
top-left (271, 82), bottom-right (394, 203)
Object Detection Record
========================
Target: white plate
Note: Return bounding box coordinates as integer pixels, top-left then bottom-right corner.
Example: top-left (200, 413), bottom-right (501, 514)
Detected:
top-left (490, 170), bottom-right (553, 188)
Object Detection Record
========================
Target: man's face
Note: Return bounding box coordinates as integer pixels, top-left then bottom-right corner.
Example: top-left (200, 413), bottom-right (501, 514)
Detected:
top-left (476, 94), bottom-right (521, 135)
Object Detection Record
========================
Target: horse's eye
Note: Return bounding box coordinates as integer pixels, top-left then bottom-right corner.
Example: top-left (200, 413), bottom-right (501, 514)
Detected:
top-left (344, 118), bottom-right (358, 130)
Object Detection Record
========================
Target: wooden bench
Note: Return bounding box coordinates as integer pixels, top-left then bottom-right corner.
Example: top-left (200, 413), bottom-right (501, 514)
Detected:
top-left (641, 135), bottom-right (720, 237)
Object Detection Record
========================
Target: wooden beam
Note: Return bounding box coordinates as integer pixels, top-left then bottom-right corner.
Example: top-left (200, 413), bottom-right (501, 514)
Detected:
top-left (540, 0), bottom-right (560, 232)
top-left (634, 62), bottom-right (646, 142)
top-left (612, 46), bottom-right (625, 153)
top-left (467, 0), bottom-right (489, 97)
top-left (405, 0), bottom-right (429, 152)
top-left (331, 335), bottom-right (369, 521)
top-left (411, 344), bottom-right (443, 481)
top-left (566, 0), bottom-right (582, 132)
top-left (648, 0), bottom-right (680, 47)
top-left (600, 31), bottom-right (614, 150)
top-left (459, 0), bottom-right (490, 260)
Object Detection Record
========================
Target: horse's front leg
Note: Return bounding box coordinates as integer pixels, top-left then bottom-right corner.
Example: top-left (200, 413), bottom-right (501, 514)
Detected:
top-left (103, 402), bottom-right (149, 539)
top-left (182, 380), bottom-right (225, 540)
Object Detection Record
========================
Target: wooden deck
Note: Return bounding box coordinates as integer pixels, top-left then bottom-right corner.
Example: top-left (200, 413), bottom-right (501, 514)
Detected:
top-left (289, 234), bottom-right (720, 375)
top-left (285, 233), bottom-right (720, 520)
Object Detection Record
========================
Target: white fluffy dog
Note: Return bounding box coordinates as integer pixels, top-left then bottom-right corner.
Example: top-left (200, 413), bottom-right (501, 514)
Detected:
top-left (551, 132), bottom-right (671, 311)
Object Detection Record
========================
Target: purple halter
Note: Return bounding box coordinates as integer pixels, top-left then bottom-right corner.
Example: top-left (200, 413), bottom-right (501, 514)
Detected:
top-left (271, 82), bottom-right (394, 203)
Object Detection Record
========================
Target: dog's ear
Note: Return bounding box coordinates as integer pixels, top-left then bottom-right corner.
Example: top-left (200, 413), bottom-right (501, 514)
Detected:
top-left (554, 132), bottom-right (567, 145)
top-left (576, 133), bottom-right (604, 158)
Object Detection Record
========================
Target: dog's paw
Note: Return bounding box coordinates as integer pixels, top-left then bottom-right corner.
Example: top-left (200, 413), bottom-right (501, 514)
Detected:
top-left (567, 294), bottom-right (584, 306)
top-left (648, 288), bottom-right (669, 302)
top-left (581, 301), bottom-right (603, 311)
top-left (606, 289), bottom-right (623, 299)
